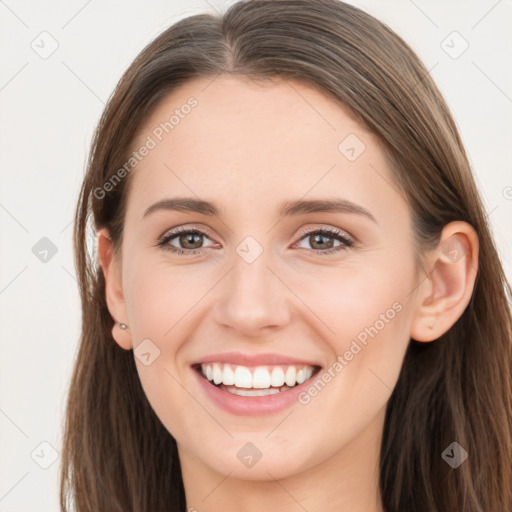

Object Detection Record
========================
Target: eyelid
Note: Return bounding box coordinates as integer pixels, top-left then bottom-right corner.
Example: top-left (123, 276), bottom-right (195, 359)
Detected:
top-left (294, 224), bottom-right (355, 243)
top-left (159, 223), bottom-right (217, 240)
top-left (159, 223), bottom-right (355, 243)
top-left (157, 223), bottom-right (356, 254)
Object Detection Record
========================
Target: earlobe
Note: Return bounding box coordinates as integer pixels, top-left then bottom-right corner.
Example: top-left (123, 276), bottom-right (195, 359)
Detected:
top-left (97, 228), bottom-right (133, 350)
top-left (410, 221), bottom-right (479, 343)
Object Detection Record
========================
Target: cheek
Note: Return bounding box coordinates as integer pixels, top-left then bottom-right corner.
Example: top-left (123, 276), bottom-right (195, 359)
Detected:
top-left (289, 257), bottom-right (412, 353)
top-left (122, 262), bottom-right (216, 436)
top-left (125, 260), bottom-right (206, 339)
top-left (287, 258), bottom-right (414, 417)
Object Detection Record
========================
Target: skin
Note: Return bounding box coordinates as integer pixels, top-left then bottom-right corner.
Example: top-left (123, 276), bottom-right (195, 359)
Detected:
top-left (98, 75), bottom-right (479, 512)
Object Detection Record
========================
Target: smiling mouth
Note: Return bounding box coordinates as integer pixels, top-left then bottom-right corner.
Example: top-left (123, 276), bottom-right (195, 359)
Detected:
top-left (193, 362), bottom-right (322, 396)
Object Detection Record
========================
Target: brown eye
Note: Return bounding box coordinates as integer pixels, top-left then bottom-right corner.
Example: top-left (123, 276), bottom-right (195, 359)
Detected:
top-left (295, 228), bottom-right (354, 255)
top-left (157, 228), bottom-right (215, 254)
top-left (308, 232), bottom-right (336, 250)
top-left (177, 232), bottom-right (204, 250)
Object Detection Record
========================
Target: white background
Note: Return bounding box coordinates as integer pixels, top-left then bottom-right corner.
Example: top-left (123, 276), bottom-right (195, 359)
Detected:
top-left (0, 1), bottom-right (511, 510)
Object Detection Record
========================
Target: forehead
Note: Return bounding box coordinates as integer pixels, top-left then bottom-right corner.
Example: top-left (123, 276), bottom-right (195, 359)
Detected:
top-left (134, 74), bottom-right (369, 153)
top-left (125, 75), bottom-right (395, 221)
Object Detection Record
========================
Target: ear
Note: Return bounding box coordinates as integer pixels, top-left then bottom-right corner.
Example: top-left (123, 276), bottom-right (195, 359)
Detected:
top-left (410, 221), bottom-right (479, 342)
top-left (97, 227), bottom-right (132, 350)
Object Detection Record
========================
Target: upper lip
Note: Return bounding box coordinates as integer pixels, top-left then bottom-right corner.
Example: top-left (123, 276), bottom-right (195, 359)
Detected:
top-left (192, 352), bottom-right (322, 367)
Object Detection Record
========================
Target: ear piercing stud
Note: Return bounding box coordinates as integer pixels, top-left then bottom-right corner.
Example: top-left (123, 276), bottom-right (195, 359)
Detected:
top-left (119, 323), bottom-right (129, 330)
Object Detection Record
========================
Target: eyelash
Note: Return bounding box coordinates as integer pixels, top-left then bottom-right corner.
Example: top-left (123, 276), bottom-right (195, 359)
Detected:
top-left (156, 225), bottom-right (355, 256)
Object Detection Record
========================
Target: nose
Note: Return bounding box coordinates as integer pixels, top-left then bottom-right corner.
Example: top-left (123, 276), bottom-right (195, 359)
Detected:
top-left (213, 247), bottom-right (292, 339)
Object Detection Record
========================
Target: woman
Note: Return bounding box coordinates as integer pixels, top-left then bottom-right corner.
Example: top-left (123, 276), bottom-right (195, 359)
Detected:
top-left (60, 1), bottom-right (512, 510)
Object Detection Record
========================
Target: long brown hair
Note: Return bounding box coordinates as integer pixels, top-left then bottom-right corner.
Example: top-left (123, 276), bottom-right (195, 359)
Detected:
top-left (61, 1), bottom-right (512, 510)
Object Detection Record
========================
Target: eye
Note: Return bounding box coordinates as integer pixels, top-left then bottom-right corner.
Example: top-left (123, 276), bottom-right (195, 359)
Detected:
top-left (294, 227), bottom-right (354, 255)
top-left (156, 227), bottom-right (217, 255)
top-left (156, 226), bottom-right (354, 256)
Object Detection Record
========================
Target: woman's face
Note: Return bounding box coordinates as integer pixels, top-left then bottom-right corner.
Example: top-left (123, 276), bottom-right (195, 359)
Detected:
top-left (105, 75), bottom-right (423, 480)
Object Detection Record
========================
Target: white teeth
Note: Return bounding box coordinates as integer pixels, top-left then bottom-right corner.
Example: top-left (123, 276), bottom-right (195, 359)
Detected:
top-left (212, 363), bottom-right (223, 385)
top-left (225, 387), bottom-right (283, 396)
top-left (270, 367), bottom-right (285, 387)
top-left (252, 367), bottom-right (271, 388)
top-left (234, 366), bottom-right (253, 388)
top-left (285, 366), bottom-right (296, 387)
top-left (222, 364), bottom-right (235, 385)
top-left (199, 363), bottom-right (317, 390)
top-left (296, 367), bottom-right (314, 384)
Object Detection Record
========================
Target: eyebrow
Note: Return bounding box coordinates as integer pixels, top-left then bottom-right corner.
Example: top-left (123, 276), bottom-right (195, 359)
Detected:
top-left (142, 197), bottom-right (377, 223)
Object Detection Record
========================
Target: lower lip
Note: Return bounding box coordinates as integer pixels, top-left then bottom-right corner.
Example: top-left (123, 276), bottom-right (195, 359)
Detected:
top-left (192, 367), bottom-right (319, 416)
